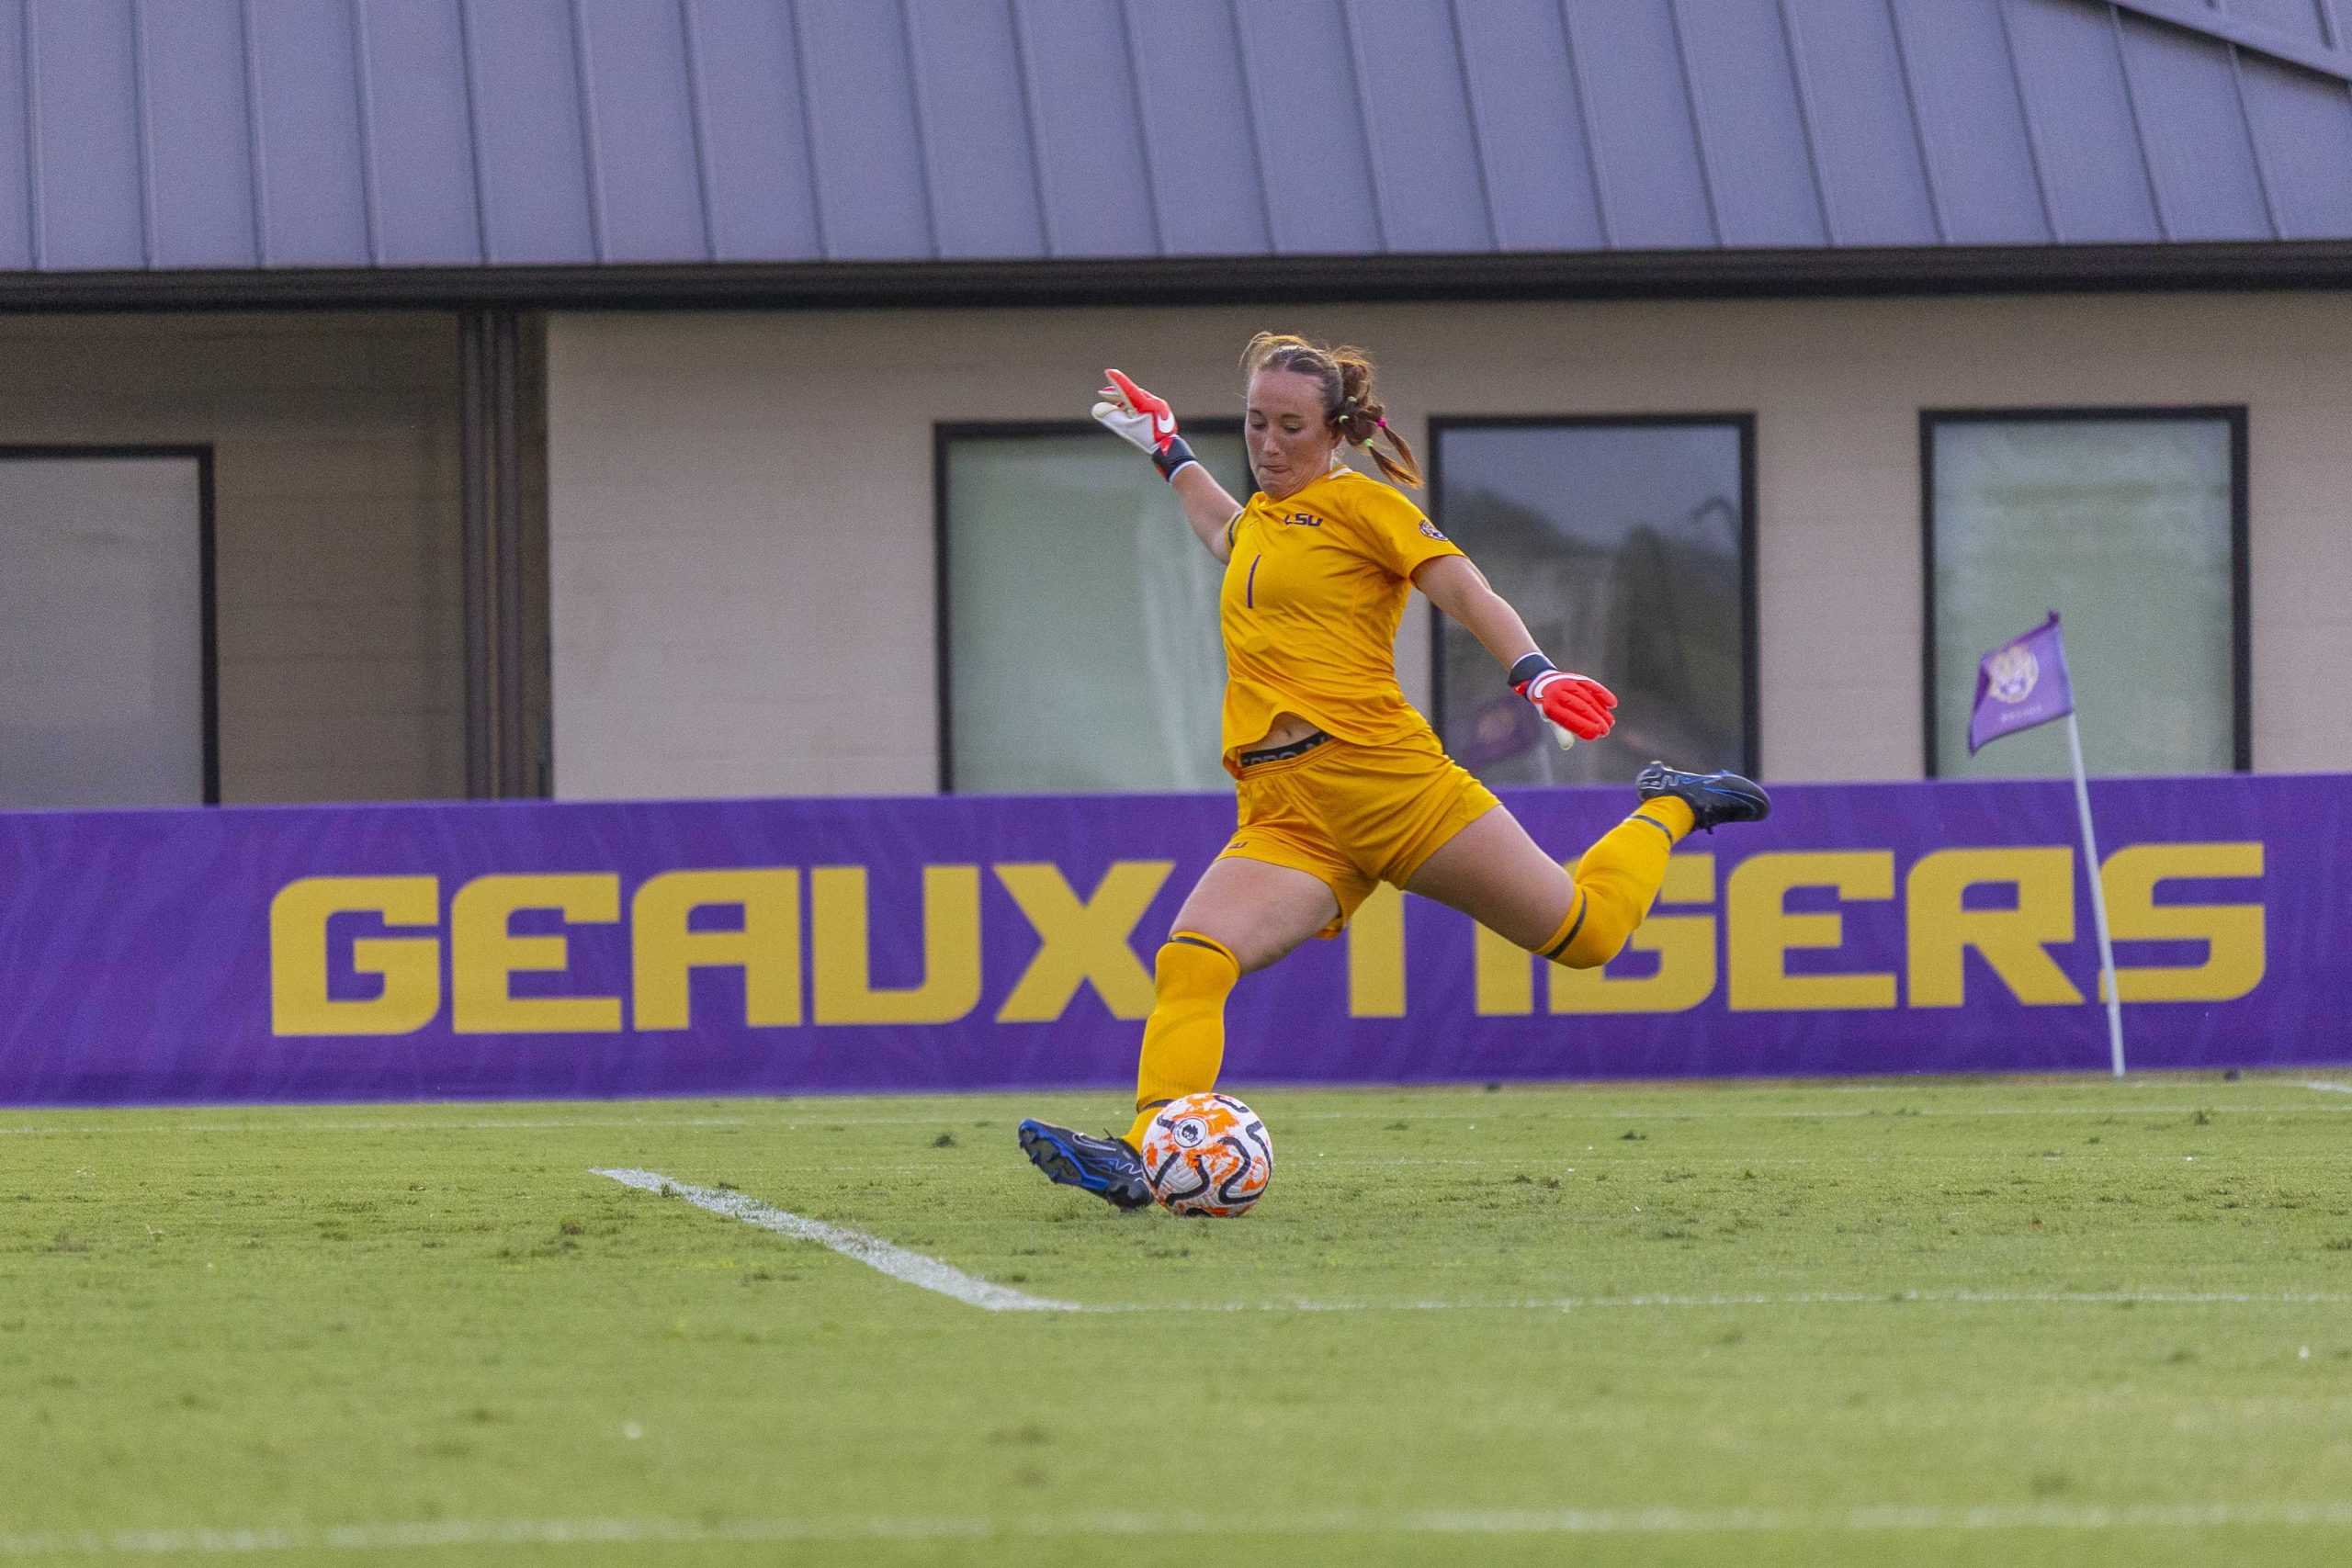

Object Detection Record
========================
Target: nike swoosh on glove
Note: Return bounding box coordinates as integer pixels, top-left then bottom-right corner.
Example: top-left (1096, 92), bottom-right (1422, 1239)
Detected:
top-left (1091, 368), bottom-right (1197, 481)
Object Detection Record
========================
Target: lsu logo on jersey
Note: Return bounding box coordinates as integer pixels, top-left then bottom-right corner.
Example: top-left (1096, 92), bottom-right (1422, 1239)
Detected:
top-left (1281, 512), bottom-right (1323, 528)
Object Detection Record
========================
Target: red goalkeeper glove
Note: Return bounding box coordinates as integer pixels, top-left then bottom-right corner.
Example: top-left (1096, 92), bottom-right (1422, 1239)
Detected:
top-left (1508, 653), bottom-right (1616, 746)
top-left (1091, 368), bottom-right (1199, 481)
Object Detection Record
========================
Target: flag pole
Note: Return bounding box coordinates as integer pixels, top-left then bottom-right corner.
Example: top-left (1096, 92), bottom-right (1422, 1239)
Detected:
top-left (2064, 712), bottom-right (2126, 1077)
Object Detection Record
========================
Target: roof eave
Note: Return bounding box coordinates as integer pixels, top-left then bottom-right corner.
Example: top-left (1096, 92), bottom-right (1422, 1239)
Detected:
top-left (6, 242), bottom-right (2352, 314)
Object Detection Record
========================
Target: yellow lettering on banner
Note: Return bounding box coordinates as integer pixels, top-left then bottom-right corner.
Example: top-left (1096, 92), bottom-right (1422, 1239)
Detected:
top-left (1553, 854), bottom-right (1718, 1014)
top-left (993, 861), bottom-right (1171, 1022)
top-left (809, 865), bottom-right (982, 1025)
top-left (2100, 842), bottom-right (2267, 1002)
top-left (1905, 848), bottom-right (2083, 1008)
top-left (1346, 883), bottom-right (1407, 1017)
top-left (1475, 917), bottom-right (1535, 1016)
top-left (450, 874), bottom-right (623, 1034)
top-left (268, 875), bottom-right (442, 1036)
top-left (631, 868), bottom-right (801, 1030)
top-left (1727, 851), bottom-right (1897, 1011)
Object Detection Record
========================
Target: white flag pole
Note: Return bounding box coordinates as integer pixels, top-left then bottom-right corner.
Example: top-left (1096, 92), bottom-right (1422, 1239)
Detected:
top-left (2064, 712), bottom-right (2126, 1077)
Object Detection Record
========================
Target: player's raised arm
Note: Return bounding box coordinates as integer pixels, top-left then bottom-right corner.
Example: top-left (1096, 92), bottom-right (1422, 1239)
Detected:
top-left (1413, 554), bottom-right (1617, 746)
top-left (1092, 368), bottom-right (1246, 562)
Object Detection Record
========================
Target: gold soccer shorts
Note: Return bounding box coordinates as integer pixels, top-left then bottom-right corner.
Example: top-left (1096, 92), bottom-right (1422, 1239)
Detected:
top-left (1216, 728), bottom-right (1499, 937)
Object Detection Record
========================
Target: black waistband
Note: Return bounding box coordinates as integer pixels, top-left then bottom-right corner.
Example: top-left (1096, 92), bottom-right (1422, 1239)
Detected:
top-left (1238, 729), bottom-right (1332, 768)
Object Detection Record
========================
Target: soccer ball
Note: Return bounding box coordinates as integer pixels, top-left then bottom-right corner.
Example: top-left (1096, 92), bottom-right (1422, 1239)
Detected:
top-left (1139, 1092), bottom-right (1272, 1217)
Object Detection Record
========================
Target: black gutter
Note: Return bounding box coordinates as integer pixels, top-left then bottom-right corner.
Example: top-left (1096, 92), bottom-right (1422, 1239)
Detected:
top-left (9, 241), bottom-right (2352, 314)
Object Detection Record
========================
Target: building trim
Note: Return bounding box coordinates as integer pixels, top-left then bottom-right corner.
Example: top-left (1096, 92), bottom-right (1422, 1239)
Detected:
top-left (2106, 0), bottom-right (2352, 85)
top-left (459, 309), bottom-right (535, 798)
top-left (13, 240), bottom-right (2352, 314)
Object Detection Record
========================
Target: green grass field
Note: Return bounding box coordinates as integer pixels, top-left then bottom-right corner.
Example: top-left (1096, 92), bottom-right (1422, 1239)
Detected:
top-left (6, 1073), bottom-right (2352, 1565)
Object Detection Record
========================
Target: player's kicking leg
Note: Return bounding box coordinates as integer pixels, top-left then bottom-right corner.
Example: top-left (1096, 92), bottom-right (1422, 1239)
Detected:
top-left (1406, 761), bottom-right (1768, 972)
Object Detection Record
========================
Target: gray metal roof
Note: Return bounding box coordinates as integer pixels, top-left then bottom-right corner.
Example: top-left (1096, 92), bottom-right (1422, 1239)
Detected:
top-left (2, 0), bottom-right (2351, 285)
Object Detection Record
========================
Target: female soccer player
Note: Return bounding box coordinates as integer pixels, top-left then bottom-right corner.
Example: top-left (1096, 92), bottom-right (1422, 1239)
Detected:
top-left (1019, 333), bottom-right (1769, 1209)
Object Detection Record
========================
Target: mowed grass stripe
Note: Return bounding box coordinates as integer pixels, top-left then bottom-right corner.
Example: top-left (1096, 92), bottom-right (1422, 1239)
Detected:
top-left (594, 1170), bottom-right (2349, 1315)
top-left (0, 1066), bottom-right (2346, 1142)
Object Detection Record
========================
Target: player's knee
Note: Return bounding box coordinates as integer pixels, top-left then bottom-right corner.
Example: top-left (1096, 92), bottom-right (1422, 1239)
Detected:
top-left (1158, 931), bottom-right (1240, 995)
top-left (1523, 883), bottom-right (1627, 970)
top-left (1535, 897), bottom-right (1631, 970)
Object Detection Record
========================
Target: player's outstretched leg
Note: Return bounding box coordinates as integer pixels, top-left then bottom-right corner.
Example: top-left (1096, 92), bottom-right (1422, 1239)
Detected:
top-left (1539, 761), bottom-right (1770, 971)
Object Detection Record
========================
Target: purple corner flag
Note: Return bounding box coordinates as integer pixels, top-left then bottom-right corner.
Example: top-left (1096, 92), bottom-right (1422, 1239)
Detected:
top-left (1968, 612), bottom-right (2075, 755)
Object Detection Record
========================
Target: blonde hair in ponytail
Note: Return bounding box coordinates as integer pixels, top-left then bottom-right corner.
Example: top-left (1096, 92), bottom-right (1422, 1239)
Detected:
top-left (1238, 332), bottom-right (1423, 489)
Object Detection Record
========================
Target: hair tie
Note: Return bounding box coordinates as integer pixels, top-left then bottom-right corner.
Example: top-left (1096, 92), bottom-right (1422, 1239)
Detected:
top-left (1375, 416), bottom-right (1389, 431)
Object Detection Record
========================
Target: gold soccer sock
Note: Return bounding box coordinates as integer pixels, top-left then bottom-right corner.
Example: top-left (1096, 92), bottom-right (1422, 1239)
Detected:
top-left (1125, 931), bottom-right (1241, 1151)
top-left (1539, 797), bottom-right (1693, 971)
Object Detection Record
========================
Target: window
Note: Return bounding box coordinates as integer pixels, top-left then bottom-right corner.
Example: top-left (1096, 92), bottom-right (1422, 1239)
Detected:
top-left (938, 423), bottom-right (1250, 793)
top-left (1924, 411), bottom-right (2246, 778)
top-left (1429, 417), bottom-right (1755, 785)
top-left (0, 447), bottom-right (215, 807)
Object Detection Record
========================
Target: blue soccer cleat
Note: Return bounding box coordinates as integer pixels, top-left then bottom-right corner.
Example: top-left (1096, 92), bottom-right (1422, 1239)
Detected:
top-left (1636, 761), bottom-right (1771, 834)
top-left (1017, 1119), bottom-right (1154, 1211)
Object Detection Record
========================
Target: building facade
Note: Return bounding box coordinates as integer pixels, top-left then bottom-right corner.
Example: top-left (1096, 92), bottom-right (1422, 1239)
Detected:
top-left (1, 0), bottom-right (2347, 807)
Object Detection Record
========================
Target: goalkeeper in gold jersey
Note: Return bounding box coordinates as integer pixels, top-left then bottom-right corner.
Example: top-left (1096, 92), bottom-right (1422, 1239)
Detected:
top-left (1019, 333), bottom-right (1769, 1209)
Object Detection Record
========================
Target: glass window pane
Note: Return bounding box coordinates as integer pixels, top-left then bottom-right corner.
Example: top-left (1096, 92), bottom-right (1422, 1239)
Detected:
top-left (1433, 422), bottom-right (1749, 785)
top-left (0, 455), bottom-right (208, 807)
top-left (945, 431), bottom-right (1249, 794)
top-left (1931, 418), bottom-right (2235, 778)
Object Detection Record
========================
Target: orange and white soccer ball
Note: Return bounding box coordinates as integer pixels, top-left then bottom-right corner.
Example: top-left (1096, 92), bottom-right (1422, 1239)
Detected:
top-left (1140, 1092), bottom-right (1272, 1217)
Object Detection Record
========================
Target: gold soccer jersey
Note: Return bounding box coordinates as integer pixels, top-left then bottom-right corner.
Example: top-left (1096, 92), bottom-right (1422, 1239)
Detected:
top-left (1217, 467), bottom-right (1464, 775)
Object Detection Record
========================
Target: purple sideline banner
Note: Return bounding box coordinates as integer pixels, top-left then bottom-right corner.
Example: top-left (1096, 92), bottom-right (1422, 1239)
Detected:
top-left (0, 774), bottom-right (2340, 1106)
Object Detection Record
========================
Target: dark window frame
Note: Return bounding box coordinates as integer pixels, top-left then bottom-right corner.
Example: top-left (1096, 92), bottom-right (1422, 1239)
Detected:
top-left (1424, 413), bottom-right (1761, 779)
top-left (0, 444), bottom-right (219, 806)
top-left (1918, 406), bottom-right (2251, 777)
top-left (932, 417), bottom-right (1247, 794)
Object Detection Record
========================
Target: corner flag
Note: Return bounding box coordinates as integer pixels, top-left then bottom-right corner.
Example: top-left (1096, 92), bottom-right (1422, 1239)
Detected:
top-left (1968, 612), bottom-right (2073, 753)
top-left (1968, 612), bottom-right (2125, 1077)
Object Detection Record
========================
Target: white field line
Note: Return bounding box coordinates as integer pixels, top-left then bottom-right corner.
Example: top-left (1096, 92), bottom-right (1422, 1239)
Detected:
top-left (1289, 1102), bottom-right (2352, 1122)
top-left (1112, 1289), bottom-right (2352, 1314)
top-left (591, 1168), bottom-right (1079, 1313)
top-left (7, 1500), bottom-right (2352, 1555)
top-left (684, 1152), bottom-right (2352, 1177)
top-left (2303, 1080), bottom-right (2352, 1094)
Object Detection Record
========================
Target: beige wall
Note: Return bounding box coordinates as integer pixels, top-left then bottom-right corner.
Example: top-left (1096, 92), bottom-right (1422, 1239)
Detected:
top-left (548, 294), bottom-right (2352, 799)
top-left (0, 312), bottom-right (465, 803)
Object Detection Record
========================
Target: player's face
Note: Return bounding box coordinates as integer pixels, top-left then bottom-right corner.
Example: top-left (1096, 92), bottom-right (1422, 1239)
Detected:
top-left (1246, 369), bottom-right (1339, 500)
